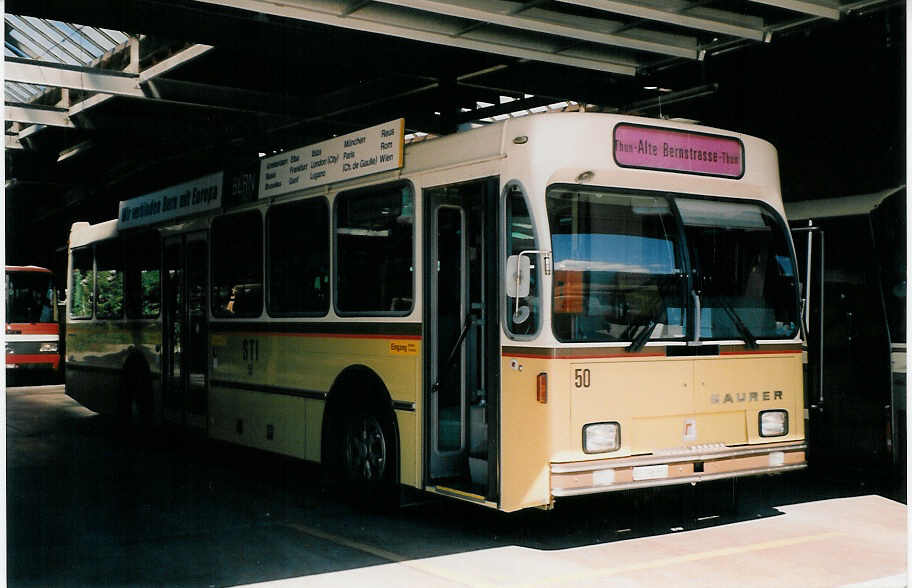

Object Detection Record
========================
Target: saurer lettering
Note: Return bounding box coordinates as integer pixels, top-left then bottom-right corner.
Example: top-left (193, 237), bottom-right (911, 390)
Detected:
top-left (710, 390), bottom-right (783, 404)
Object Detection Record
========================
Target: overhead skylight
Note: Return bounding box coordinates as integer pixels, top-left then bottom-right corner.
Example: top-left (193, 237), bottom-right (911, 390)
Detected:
top-left (4, 15), bottom-right (129, 104)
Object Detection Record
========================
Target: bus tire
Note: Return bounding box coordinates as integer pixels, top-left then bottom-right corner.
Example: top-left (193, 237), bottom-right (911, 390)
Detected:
top-left (341, 407), bottom-right (398, 508)
top-left (343, 410), bottom-right (391, 483)
top-left (324, 369), bottom-right (400, 508)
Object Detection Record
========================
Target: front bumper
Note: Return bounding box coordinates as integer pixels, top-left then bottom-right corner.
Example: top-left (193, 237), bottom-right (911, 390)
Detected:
top-left (551, 441), bottom-right (806, 497)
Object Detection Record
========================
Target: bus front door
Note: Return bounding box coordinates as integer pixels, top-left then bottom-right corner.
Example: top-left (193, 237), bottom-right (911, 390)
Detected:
top-left (425, 178), bottom-right (499, 498)
top-left (163, 233), bottom-right (209, 431)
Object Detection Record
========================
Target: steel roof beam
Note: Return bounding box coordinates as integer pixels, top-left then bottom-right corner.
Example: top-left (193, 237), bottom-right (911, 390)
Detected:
top-left (6, 134), bottom-right (25, 150)
top-left (371, 0), bottom-right (700, 59)
top-left (5, 103), bottom-right (75, 128)
top-left (12, 43), bottom-right (214, 142)
top-left (190, 0), bottom-right (638, 75)
top-left (748, 0), bottom-right (840, 20)
top-left (5, 57), bottom-right (144, 97)
top-left (556, 0), bottom-right (769, 42)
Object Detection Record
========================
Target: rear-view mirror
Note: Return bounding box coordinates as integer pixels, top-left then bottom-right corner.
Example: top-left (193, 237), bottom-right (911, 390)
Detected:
top-left (506, 255), bottom-right (530, 298)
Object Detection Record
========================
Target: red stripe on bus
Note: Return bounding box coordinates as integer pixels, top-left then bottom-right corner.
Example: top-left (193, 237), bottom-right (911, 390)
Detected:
top-left (502, 352), bottom-right (666, 360)
top-left (217, 332), bottom-right (423, 340)
top-left (7, 323), bottom-right (58, 335)
top-left (6, 354), bottom-right (60, 367)
top-left (504, 349), bottom-right (801, 360)
top-left (720, 349), bottom-right (802, 355)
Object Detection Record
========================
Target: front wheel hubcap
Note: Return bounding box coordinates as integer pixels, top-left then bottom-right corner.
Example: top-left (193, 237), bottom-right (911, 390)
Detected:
top-left (344, 415), bottom-right (387, 482)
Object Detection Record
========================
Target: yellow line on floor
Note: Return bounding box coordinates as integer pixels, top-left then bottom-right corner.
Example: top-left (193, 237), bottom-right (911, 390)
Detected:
top-left (283, 522), bottom-right (481, 586)
top-left (522, 531), bottom-right (846, 587)
top-left (284, 522), bottom-right (407, 563)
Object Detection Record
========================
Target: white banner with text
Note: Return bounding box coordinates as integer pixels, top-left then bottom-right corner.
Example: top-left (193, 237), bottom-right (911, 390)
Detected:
top-left (117, 172), bottom-right (223, 229)
top-left (258, 119), bottom-right (404, 199)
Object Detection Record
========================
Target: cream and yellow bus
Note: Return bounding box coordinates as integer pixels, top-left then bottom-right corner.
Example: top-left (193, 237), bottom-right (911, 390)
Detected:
top-left (66, 113), bottom-right (806, 512)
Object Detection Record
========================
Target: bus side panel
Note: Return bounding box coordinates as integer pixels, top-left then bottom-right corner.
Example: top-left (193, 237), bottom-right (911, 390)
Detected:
top-left (65, 321), bottom-right (161, 415)
top-left (66, 363), bottom-right (121, 415)
top-left (208, 330), bottom-right (422, 488)
top-left (500, 355), bottom-right (552, 512)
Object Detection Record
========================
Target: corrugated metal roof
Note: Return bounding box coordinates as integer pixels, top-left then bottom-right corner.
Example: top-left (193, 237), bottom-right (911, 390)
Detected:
top-left (4, 15), bottom-right (128, 103)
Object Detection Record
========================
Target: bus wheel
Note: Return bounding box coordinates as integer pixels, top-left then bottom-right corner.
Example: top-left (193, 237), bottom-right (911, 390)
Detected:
top-left (341, 410), bottom-right (398, 507)
top-left (344, 411), bottom-right (389, 483)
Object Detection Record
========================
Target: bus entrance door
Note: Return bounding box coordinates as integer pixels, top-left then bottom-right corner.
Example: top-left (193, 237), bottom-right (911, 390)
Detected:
top-left (163, 233), bottom-right (209, 431)
top-left (425, 178), bottom-right (499, 498)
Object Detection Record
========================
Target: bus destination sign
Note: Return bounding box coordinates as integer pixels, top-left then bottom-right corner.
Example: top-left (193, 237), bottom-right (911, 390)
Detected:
top-left (259, 118), bottom-right (405, 199)
top-left (613, 123), bottom-right (744, 178)
top-left (117, 172), bottom-right (223, 230)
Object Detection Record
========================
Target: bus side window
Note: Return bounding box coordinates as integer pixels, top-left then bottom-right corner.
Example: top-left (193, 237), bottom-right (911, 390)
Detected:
top-left (505, 187), bottom-right (539, 336)
top-left (267, 197), bottom-right (330, 316)
top-left (70, 247), bottom-right (95, 319)
top-left (211, 210), bottom-right (264, 318)
top-left (95, 241), bottom-right (124, 319)
top-left (335, 182), bottom-right (414, 315)
top-left (124, 233), bottom-right (161, 319)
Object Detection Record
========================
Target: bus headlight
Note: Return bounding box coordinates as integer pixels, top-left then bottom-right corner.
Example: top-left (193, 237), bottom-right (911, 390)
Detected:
top-left (39, 342), bottom-right (58, 353)
top-left (583, 422), bottom-right (620, 453)
top-left (759, 410), bottom-right (788, 437)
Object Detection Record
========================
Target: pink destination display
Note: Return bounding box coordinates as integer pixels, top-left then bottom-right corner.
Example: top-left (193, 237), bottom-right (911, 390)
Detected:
top-left (613, 124), bottom-right (744, 178)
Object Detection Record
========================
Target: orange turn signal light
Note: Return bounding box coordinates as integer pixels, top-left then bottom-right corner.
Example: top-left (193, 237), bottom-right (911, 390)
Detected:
top-left (536, 372), bottom-right (548, 404)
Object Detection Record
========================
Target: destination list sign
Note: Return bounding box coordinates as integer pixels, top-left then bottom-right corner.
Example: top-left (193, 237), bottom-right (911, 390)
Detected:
top-left (259, 118), bottom-right (405, 199)
top-left (613, 123), bottom-right (744, 178)
top-left (118, 172), bottom-right (223, 229)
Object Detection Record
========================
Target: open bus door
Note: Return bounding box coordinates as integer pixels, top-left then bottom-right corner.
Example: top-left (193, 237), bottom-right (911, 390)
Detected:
top-left (424, 177), bottom-right (500, 503)
top-left (162, 232), bottom-right (209, 431)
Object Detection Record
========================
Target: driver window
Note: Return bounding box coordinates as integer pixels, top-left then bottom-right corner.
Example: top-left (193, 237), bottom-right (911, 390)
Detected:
top-left (505, 187), bottom-right (539, 336)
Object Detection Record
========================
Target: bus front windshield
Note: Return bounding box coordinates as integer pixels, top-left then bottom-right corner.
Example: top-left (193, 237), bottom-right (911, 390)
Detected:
top-left (7, 271), bottom-right (56, 324)
top-left (547, 187), bottom-right (799, 344)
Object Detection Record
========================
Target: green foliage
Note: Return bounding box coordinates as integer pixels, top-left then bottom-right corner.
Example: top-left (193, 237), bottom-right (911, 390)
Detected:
top-left (96, 270), bottom-right (123, 318)
top-left (141, 270), bottom-right (161, 316)
top-left (71, 268), bottom-right (94, 318)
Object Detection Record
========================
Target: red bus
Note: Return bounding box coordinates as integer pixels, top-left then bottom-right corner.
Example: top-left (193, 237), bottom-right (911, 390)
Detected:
top-left (6, 266), bottom-right (60, 380)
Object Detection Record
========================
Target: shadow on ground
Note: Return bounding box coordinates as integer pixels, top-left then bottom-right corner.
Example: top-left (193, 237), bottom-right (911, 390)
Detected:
top-left (7, 387), bottom-right (906, 587)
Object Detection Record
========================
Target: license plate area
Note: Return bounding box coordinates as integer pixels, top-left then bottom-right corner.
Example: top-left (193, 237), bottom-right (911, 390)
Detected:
top-left (632, 464), bottom-right (669, 480)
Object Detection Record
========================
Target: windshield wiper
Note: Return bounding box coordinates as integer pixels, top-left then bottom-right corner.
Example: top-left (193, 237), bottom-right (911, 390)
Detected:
top-left (626, 320), bottom-right (659, 353)
top-left (720, 300), bottom-right (759, 350)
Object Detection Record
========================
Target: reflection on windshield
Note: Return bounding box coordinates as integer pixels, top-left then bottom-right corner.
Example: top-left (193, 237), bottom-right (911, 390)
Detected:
top-left (546, 187), bottom-right (800, 344)
top-left (678, 198), bottom-right (798, 340)
top-left (7, 271), bottom-right (55, 323)
top-left (547, 189), bottom-right (685, 343)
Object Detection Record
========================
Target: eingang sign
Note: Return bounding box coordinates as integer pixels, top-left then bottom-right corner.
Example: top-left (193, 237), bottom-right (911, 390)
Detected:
top-left (613, 123), bottom-right (744, 179)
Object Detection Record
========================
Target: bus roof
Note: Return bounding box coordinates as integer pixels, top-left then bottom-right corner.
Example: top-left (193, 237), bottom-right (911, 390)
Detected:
top-left (72, 112), bottom-right (783, 241)
top-left (785, 185), bottom-right (905, 221)
top-left (6, 265), bottom-right (52, 273)
top-left (69, 219), bottom-right (119, 248)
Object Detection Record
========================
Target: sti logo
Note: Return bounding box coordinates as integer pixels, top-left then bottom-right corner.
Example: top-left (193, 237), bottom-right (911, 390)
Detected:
top-left (711, 391), bottom-right (783, 404)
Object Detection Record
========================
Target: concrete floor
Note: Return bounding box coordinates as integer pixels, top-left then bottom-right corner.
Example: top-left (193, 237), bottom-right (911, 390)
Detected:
top-left (6, 385), bottom-right (908, 587)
